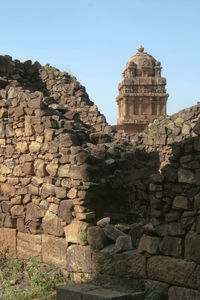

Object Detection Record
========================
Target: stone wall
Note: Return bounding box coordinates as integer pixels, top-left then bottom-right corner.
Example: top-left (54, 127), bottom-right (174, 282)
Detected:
top-left (131, 102), bottom-right (200, 168)
top-left (0, 56), bottom-right (158, 269)
top-left (79, 135), bottom-right (200, 299)
top-left (0, 55), bottom-right (200, 299)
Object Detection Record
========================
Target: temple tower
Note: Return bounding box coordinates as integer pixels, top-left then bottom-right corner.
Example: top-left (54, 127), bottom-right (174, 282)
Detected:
top-left (116, 46), bottom-right (169, 133)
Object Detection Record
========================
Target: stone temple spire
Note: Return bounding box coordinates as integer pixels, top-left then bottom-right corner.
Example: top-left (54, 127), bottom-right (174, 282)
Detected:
top-left (115, 46), bottom-right (169, 134)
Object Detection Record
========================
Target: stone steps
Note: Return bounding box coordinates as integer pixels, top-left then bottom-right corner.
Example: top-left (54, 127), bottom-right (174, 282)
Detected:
top-left (56, 283), bottom-right (145, 300)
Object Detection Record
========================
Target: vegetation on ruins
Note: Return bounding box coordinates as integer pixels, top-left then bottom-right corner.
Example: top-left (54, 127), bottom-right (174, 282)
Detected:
top-left (0, 256), bottom-right (67, 300)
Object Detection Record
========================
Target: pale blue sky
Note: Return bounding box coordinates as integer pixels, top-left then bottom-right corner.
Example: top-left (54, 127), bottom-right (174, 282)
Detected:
top-left (1, 0), bottom-right (200, 124)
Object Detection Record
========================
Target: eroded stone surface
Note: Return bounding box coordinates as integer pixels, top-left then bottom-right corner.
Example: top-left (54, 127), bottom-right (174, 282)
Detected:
top-left (168, 286), bottom-right (200, 300)
top-left (64, 221), bottom-right (88, 244)
top-left (66, 245), bottom-right (92, 272)
top-left (42, 234), bottom-right (67, 266)
top-left (17, 232), bottom-right (42, 260)
top-left (0, 228), bottom-right (16, 258)
top-left (147, 256), bottom-right (200, 289)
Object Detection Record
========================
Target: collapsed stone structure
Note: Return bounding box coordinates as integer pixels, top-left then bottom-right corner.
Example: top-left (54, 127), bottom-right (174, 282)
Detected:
top-left (116, 46), bottom-right (168, 134)
top-left (0, 55), bottom-right (200, 299)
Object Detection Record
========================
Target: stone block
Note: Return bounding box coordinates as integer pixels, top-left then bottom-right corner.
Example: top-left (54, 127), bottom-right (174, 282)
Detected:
top-left (0, 228), bottom-right (16, 258)
top-left (1, 183), bottom-right (15, 196)
top-left (58, 164), bottom-right (71, 177)
top-left (16, 141), bottom-right (28, 153)
top-left (147, 255), bottom-right (200, 289)
top-left (29, 141), bottom-right (42, 152)
top-left (67, 187), bottom-right (78, 199)
top-left (177, 168), bottom-right (195, 184)
top-left (56, 284), bottom-right (131, 300)
top-left (58, 200), bottom-right (73, 224)
top-left (42, 234), bottom-right (67, 266)
top-left (34, 159), bottom-right (47, 177)
top-left (59, 133), bottom-right (80, 147)
top-left (185, 231), bottom-right (200, 263)
top-left (97, 217), bottom-right (110, 227)
top-left (156, 222), bottom-right (185, 237)
top-left (138, 234), bottom-right (160, 254)
top-left (42, 183), bottom-right (55, 195)
top-left (172, 196), bottom-right (188, 210)
top-left (144, 279), bottom-right (169, 295)
top-left (26, 203), bottom-right (45, 221)
top-left (46, 162), bottom-right (58, 176)
top-left (28, 220), bottom-right (42, 234)
top-left (168, 286), bottom-right (199, 300)
top-left (88, 226), bottom-right (108, 250)
top-left (64, 220), bottom-right (88, 243)
top-left (66, 245), bottom-right (92, 272)
top-left (114, 236), bottom-right (133, 253)
top-left (55, 187), bottom-right (67, 199)
top-left (17, 232), bottom-right (42, 260)
top-left (42, 211), bottom-right (64, 237)
top-left (159, 236), bottom-right (182, 257)
top-left (75, 211), bottom-right (95, 221)
top-left (114, 250), bottom-right (146, 279)
top-left (103, 224), bottom-right (126, 241)
top-left (10, 205), bottom-right (24, 217)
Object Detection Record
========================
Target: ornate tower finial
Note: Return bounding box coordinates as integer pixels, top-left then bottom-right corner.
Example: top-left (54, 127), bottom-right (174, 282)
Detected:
top-left (138, 45), bottom-right (144, 53)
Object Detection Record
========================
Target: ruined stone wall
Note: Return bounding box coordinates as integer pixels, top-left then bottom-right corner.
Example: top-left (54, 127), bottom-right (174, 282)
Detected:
top-left (131, 102), bottom-right (200, 168)
top-left (0, 56), bottom-right (158, 271)
top-left (85, 136), bottom-right (200, 299)
top-left (0, 55), bottom-right (200, 299)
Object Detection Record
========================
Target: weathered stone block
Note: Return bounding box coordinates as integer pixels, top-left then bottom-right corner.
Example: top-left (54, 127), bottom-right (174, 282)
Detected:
top-left (147, 255), bottom-right (200, 289)
top-left (59, 133), bottom-right (80, 147)
top-left (88, 226), bottom-right (107, 250)
top-left (16, 141), bottom-right (28, 153)
top-left (75, 211), bottom-right (95, 221)
top-left (17, 232), bottom-right (42, 260)
top-left (58, 164), bottom-right (70, 177)
top-left (1, 183), bottom-right (15, 196)
top-left (34, 159), bottom-right (46, 177)
top-left (156, 222), bottom-right (185, 237)
top-left (42, 211), bottom-right (64, 237)
top-left (114, 236), bottom-right (132, 253)
top-left (55, 187), bottom-right (67, 199)
top-left (42, 183), bottom-right (55, 195)
top-left (177, 168), bottom-right (195, 184)
top-left (185, 231), bottom-right (200, 263)
top-left (29, 141), bottom-right (42, 152)
top-left (103, 224), bottom-right (126, 241)
top-left (67, 187), bottom-right (78, 199)
top-left (172, 196), bottom-right (188, 210)
top-left (56, 283), bottom-right (130, 300)
top-left (64, 220), bottom-right (88, 243)
top-left (10, 205), bottom-right (24, 217)
top-left (58, 200), bottom-right (73, 224)
top-left (66, 245), bottom-right (92, 272)
top-left (46, 162), bottom-right (58, 176)
top-left (138, 234), bottom-right (160, 254)
top-left (159, 236), bottom-right (182, 257)
top-left (26, 203), bottom-right (45, 221)
top-left (28, 220), bottom-right (43, 234)
top-left (97, 217), bottom-right (110, 227)
top-left (28, 184), bottom-right (39, 195)
top-left (0, 228), bottom-right (16, 258)
top-left (168, 286), bottom-right (199, 300)
top-left (144, 279), bottom-right (169, 295)
top-left (42, 235), bottom-right (67, 266)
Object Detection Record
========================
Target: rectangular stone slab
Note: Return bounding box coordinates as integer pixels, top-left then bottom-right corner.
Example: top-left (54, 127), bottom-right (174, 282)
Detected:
top-left (56, 284), bottom-right (131, 300)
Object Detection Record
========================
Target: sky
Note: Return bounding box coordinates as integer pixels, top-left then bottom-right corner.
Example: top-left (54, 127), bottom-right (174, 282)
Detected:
top-left (1, 0), bottom-right (200, 124)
